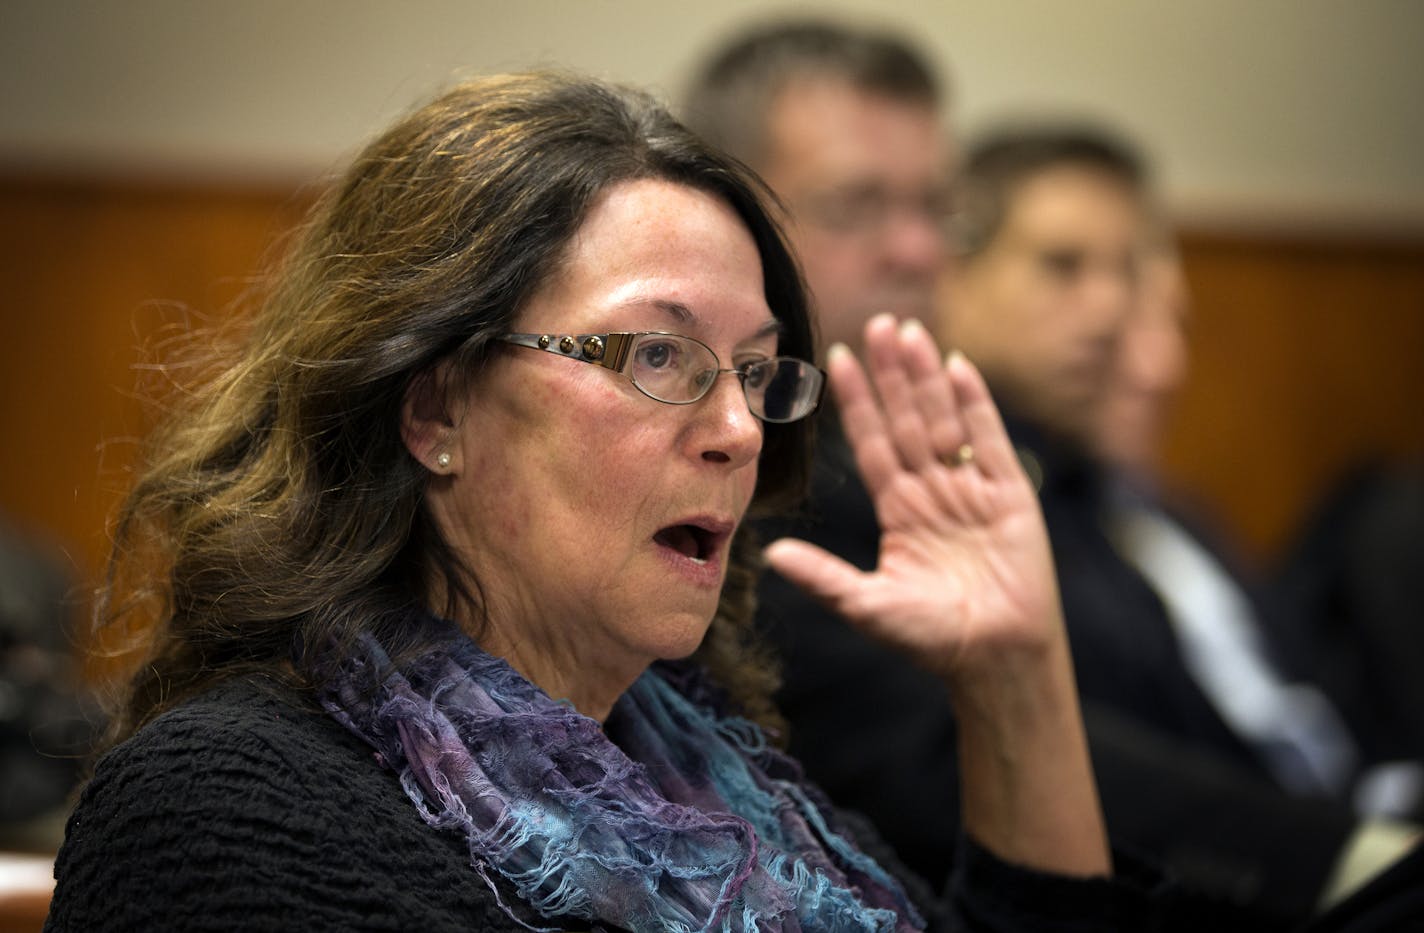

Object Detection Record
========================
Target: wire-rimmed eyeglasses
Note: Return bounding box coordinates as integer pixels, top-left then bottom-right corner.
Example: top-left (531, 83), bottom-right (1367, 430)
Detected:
top-left (499, 332), bottom-right (825, 424)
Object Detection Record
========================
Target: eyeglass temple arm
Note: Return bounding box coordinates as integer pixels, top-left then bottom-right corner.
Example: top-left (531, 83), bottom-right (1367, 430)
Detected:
top-left (500, 333), bottom-right (637, 372)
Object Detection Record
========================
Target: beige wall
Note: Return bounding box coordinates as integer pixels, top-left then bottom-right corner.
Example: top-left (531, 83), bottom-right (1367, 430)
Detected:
top-left (2, 0), bottom-right (1423, 232)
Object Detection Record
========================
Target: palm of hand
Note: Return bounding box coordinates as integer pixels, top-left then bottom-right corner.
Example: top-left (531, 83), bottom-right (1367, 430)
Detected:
top-left (765, 315), bottom-right (1064, 677)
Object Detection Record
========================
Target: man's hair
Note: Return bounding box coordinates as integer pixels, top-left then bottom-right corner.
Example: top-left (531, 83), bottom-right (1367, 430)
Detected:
top-left (684, 19), bottom-right (941, 168)
top-left (955, 125), bottom-right (1149, 256)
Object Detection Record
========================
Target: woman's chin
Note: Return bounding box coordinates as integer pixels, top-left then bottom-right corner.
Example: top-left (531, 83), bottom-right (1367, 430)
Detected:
top-left (644, 610), bottom-right (720, 663)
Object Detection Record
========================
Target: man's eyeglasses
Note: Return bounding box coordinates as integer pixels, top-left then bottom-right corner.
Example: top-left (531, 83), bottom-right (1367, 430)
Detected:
top-left (795, 186), bottom-right (956, 239)
top-left (499, 332), bottom-right (824, 424)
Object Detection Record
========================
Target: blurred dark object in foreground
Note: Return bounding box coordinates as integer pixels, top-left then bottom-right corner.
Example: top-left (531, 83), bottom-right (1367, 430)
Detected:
top-left (0, 519), bottom-right (100, 851)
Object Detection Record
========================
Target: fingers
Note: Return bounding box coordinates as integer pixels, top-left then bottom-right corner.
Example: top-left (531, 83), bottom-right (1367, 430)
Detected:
top-left (827, 343), bottom-right (901, 497)
top-left (763, 538), bottom-right (866, 615)
top-left (946, 350), bottom-right (1020, 482)
top-left (863, 316), bottom-right (938, 470)
top-left (897, 322), bottom-right (971, 471)
top-left (832, 314), bottom-right (974, 489)
top-left (764, 538), bottom-right (904, 648)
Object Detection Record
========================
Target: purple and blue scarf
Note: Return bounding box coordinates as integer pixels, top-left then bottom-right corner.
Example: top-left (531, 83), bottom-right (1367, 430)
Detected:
top-left (319, 615), bottom-right (922, 932)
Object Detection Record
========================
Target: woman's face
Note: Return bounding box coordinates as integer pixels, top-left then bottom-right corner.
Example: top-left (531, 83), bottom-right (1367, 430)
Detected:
top-left (422, 179), bottom-right (778, 713)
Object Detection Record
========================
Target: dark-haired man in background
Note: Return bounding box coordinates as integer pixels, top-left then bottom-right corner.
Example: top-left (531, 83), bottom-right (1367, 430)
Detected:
top-left (684, 19), bottom-right (951, 358)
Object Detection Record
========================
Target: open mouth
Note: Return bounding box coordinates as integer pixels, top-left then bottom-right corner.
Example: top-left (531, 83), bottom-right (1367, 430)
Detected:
top-left (653, 523), bottom-right (719, 564)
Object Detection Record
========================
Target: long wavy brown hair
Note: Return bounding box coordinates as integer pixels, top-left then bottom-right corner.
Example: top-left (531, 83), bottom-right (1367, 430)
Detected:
top-left (98, 72), bottom-right (816, 749)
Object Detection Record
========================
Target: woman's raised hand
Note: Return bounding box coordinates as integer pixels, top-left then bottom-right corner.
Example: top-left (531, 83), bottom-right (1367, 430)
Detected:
top-left (764, 313), bottom-right (1066, 677)
top-left (766, 313), bottom-right (1110, 875)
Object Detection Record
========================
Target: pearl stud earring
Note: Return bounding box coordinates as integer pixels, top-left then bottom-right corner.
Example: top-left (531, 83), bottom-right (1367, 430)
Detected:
top-left (435, 452), bottom-right (451, 470)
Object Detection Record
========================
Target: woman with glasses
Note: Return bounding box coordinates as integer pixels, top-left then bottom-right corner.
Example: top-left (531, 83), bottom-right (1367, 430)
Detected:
top-left (47, 73), bottom-right (1156, 931)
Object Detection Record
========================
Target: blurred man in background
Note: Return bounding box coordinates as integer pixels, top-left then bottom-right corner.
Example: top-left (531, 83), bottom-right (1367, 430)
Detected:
top-left (1085, 225), bottom-right (1423, 907)
top-left (1089, 235), bottom-right (1190, 478)
top-left (684, 18), bottom-right (952, 357)
top-left (945, 132), bottom-right (1422, 916)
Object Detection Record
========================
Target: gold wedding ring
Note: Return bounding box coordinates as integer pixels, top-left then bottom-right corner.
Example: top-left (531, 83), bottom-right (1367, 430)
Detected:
top-left (944, 443), bottom-right (975, 468)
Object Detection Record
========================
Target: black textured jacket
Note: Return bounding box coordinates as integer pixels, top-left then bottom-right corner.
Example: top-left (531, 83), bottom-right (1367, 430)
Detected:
top-left (47, 676), bottom-right (1165, 932)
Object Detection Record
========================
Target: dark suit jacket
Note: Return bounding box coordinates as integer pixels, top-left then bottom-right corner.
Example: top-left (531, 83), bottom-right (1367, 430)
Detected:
top-left (1273, 464), bottom-right (1424, 767)
top-left (753, 414), bottom-right (1358, 931)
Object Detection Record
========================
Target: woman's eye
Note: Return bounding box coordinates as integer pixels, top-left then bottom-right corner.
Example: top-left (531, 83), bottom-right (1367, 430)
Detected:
top-left (635, 340), bottom-right (680, 370)
top-left (737, 358), bottom-right (773, 388)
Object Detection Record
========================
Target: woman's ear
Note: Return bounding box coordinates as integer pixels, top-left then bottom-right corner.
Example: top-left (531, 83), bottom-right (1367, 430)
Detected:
top-left (401, 362), bottom-right (461, 474)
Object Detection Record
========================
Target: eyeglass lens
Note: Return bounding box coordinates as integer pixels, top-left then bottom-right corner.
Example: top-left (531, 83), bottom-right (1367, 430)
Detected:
top-left (626, 334), bottom-right (820, 423)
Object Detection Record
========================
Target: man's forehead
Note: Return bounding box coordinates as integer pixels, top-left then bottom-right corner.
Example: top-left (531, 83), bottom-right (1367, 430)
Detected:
top-left (1001, 168), bottom-right (1144, 233)
top-left (761, 78), bottom-right (951, 185)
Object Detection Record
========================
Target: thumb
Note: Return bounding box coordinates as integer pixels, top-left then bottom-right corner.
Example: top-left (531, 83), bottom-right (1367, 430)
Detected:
top-left (763, 538), bottom-right (866, 614)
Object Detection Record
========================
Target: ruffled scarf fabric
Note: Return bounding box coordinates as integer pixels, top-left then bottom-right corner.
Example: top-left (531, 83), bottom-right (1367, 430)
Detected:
top-left (318, 615), bottom-right (922, 932)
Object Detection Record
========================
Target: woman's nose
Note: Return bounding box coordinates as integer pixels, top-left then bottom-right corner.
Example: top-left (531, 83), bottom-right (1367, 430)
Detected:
top-left (693, 371), bottom-right (763, 467)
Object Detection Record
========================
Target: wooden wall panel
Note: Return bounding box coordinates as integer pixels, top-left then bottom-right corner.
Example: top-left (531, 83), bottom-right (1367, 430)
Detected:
top-left (0, 179), bottom-right (312, 630)
top-left (1164, 233), bottom-right (1424, 562)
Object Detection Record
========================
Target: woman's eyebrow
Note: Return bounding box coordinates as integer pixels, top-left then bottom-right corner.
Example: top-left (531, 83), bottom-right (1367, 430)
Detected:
top-left (752, 318), bottom-right (784, 340)
top-left (645, 300), bottom-right (782, 343)
top-left (649, 299), bottom-right (693, 324)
